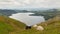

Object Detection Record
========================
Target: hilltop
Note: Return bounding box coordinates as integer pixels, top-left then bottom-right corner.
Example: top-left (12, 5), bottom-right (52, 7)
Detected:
top-left (0, 16), bottom-right (60, 34)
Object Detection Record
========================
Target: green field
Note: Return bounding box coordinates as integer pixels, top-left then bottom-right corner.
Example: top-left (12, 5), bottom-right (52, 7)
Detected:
top-left (0, 16), bottom-right (60, 34)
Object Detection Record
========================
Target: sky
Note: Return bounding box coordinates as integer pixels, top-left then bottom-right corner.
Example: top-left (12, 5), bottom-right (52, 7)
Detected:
top-left (0, 0), bottom-right (60, 9)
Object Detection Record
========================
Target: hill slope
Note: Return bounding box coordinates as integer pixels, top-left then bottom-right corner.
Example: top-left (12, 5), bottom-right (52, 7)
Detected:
top-left (0, 16), bottom-right (25, 34)
top-left (0, 16), bottom-right (60, 34)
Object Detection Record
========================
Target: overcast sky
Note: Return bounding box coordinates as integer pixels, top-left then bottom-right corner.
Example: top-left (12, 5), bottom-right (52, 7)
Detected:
top-left (0, 0), bottom-right (60, 9)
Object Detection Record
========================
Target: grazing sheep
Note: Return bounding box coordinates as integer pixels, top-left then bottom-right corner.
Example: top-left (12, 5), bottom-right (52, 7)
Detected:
top-left (36, 26), bottom-right (44, 31)
top-left (33, 25), bottom-right (37, 27)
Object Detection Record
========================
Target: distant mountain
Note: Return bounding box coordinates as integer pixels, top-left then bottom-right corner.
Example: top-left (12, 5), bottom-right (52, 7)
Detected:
top-left (30, 9), bottom-right (60, 20)
top-left (18, 8), bottom-right (50, 11)
top-left (0, 9), bottom-right (31, 16)
top-left (0, 9), bottom-right (17, 16)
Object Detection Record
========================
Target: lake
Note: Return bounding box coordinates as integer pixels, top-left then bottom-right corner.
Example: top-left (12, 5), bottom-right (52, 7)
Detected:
top-left (9, 13), bottom-right (45, 26)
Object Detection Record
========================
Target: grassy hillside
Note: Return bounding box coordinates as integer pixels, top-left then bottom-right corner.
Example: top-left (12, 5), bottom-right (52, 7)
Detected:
top-left (0, 16), bottom-right (25, 34)
top-left (0, 16), bottom-right (60, 34)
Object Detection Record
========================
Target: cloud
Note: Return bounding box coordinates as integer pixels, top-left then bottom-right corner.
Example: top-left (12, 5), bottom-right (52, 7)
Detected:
top-left (0, 0), bottom-right (60, 9)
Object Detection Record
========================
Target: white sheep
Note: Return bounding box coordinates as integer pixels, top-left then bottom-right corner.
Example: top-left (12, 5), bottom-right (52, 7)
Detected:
top-left (33, 25), bottom-right (38, 27)
top-left (36, 26), bottom-right (44, 31)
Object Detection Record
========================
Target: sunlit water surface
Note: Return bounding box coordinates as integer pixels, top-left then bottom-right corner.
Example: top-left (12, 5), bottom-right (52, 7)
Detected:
top-left (9, 13), bottom-right (45, 26)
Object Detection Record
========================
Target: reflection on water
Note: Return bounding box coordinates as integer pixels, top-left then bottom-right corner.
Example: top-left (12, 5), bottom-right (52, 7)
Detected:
top-left (9, 13), bottom-right (45, 26)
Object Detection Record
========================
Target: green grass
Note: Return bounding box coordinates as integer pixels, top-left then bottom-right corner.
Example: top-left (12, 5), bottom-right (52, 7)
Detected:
top-left (43, 22), bottom-right (60, 34)
top-left (11, 22), bottom-right (60, 34)
top-left (0, 16), bottom-right (26, 34)
top-left (0, 16), bottom-right (60, 34)
top-left (0, 21), bottom-right (14, 34)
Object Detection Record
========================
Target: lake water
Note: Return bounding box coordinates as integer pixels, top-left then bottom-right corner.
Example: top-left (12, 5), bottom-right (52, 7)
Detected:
top-left (9, 13), bottom-right (45, 26)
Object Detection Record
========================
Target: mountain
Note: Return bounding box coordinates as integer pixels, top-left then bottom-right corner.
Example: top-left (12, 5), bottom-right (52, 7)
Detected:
top-left (30, 9), bottom-right (60, 20)
top-left (0, 9), bottom-right (18, 16)
top-left (0, 16), bottom-right (60, 34)
top-left (0, 9), bottom-right (30, 16)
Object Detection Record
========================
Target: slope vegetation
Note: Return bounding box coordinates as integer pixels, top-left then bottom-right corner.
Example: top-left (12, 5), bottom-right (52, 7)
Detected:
top-left (0, 16), bottom-right (25, 34)
top-left (0, 16), bottom-right (60, 34)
